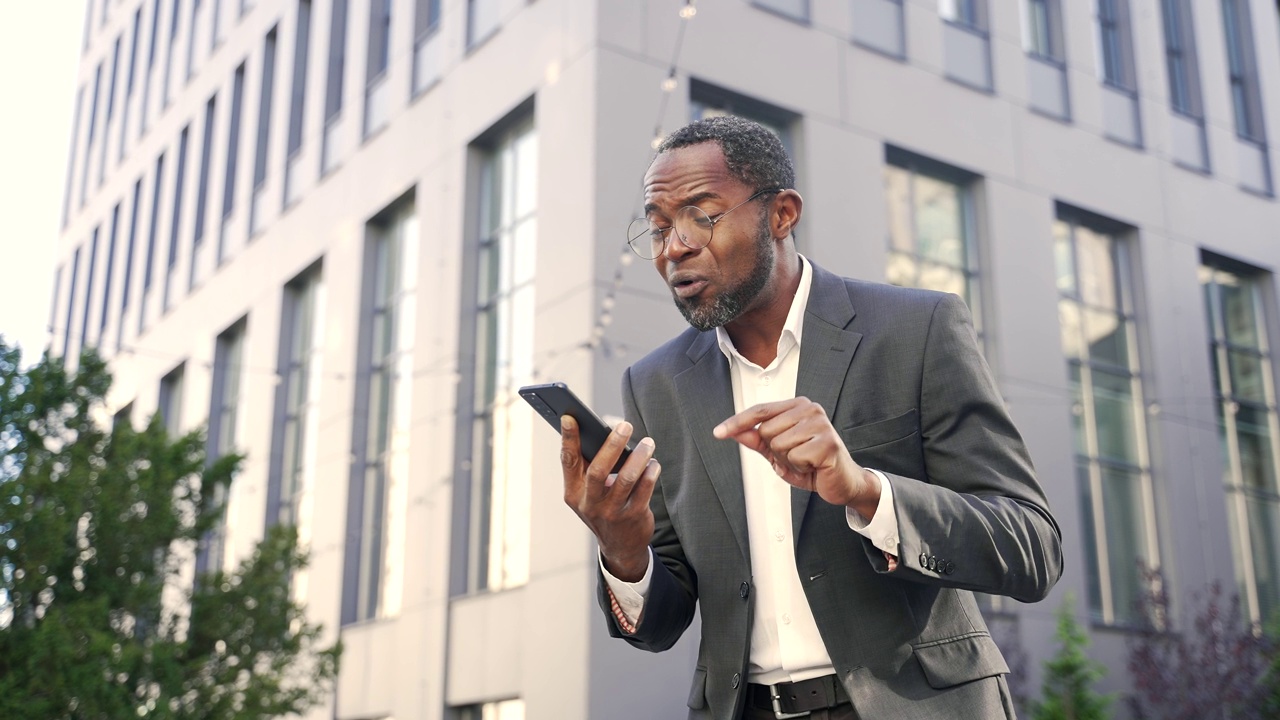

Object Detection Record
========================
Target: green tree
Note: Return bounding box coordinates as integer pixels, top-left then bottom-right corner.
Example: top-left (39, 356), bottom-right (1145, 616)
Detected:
top-left (1032, 595), bottom-right (1113, 720)
top-left (0, 341), bottom-right (339, 719)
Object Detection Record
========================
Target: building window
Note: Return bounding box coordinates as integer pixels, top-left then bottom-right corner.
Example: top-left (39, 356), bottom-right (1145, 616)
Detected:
top-left (1096, 0), bottom-right (1141, 145)
top-left (192, 93), bottom-right (217, 290)
top-left (1161, 0), bottom-right (1208, 171)
top-left (141, 152), bottom-right (166, 334)
top-left (119, 178), bottom-right (143, 350)
top-left (939, 0), bottom-right (991, 90)
top-left (62, 85), bottom-right (85, 228)
top-left (250, 27), bottom-right (278, 237)
top-left (364, 0), bottom-right (392, 137)
top-left (344, 194), bottom-right (418, 624)
top-left (464, 116), bottom-right (537, 593)
top-left (1024, 0), bottom-right (1069, 118)
top-left (119, 8), bottom-right (143, 161)
top-left (81, 228), bottom-right (101, 351)
top-left (64, 247), bottom-right (82, 360)
top-left (1025, 0), bottom-right (1064, 59)
top-left (457, 700), bottom-right (525, 720)
top-left (100, 204), bottom-right (122, 343)
top-left (413, 0), bottom-right (443, 94)
top-left (81, 62), bottom-right (103, 209)
top-left (199, 317), bottom-right (247, 575)
top-left (1222, 0), bottom-right (1271, 194)
top-left (159, 362), bottom-right (186, 436)
top-left (186, 0), bottom-right (204, 81)
top-left (689, 80), bottom-right (797, 160)
top-left (322, 0), bottom-right (349, 175)
top-left (1201, 256), bottom-right (1280, 627)
top-left (140, 0), bottom-right (163, 136)
top-left (883, 148), bottom-right (983, 338)
top-left (221, 62), bottom-right (246, 263)
top-left (1161, 0), bottom-right (1203, 119)
top-left (467, 0), bottom-right (499, 49)
top-left (99, 36), bottom-right (122, 187)
top-left (164, 125), bottom-right (191, 313)
top-left (267, 265), bottom-right (324, 531)
top-left (1054, 208), bottom-right (1157, 625)
top-left (284, 0), bottom-right (312, 208)
top-left (163, 0), bottom-right (183, 108)
top-left (851, 0), bottom-right (905, 59)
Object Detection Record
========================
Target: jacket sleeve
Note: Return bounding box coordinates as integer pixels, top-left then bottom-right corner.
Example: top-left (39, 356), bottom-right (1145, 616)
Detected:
top-left (867, 293), bottom-right (1063, 603)
top-left (594, 367), bottom-right (698, 652)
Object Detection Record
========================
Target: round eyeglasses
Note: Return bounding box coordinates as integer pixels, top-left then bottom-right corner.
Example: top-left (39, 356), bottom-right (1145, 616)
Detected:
top-left (626, 188), bottom-right (782, 260)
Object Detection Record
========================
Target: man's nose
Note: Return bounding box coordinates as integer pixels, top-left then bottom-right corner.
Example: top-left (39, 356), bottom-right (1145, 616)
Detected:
top-left (663, 228), bottom-right (699, 262)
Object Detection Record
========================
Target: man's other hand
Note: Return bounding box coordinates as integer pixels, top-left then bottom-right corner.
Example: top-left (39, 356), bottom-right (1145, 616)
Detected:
top-left (713, 397), bottom-right (881, 519)
top-left (561, 416), bottom-right (659, 582)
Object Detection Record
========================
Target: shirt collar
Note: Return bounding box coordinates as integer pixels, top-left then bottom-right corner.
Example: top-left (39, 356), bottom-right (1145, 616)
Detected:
top-left (715, 255), bottom-right (813, 370)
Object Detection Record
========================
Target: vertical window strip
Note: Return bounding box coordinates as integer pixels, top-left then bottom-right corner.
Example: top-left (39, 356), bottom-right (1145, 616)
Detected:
top-left (120, 9), bottom-right (143, 160)
top-left (100, 204), bottom-right (121, 340)
top-left (221, 62), bottom-right (246, 249)
top-left (99, 36), bottom-right (123, 187)
top-left (81, 63), bottom-right (104, 208)
top-left (202, 320), bottom-right (246, 574)
top-left (141, 152), bottom-right (166, 334)
top-left (1201, 262), bottom-right (1280, 626)
top-left (165, 126), bottom-right (191, 311)
top-left (286, 1), bottom-right (312, 157)
top-left (253, 28), bottom-right (278, 190)
top-left (119, 178), bottom-right (143, 349)
top-left (1054, 215), bottom-right (1157, 624)
top-left (353, 198), bottom-right (418, 621)
top-left (1025, 0), bottom-right (1061, 60)
top-left (163, 0), bottom-right (183, 108)
top-left (1222, 0), bottom-right (1266, 143)
top-left (324, 0), bottom-right (349, 122)
top-left (81, 228), bottom-right (101, 351)
top-left (883, 159), bottom-right (982, 339)
top-left (64, 248), bottom-right (82, 359)
top-left (470, 120), bottom-right (537, 593)
top-left (63, 85), bottom-right (85, 228)
top-left (272, 269), bottom-right (324, 531)
top-left (193, 94), bottom-right (217, 251)
top-left (159, 363), bottom-right (186, 436)
top-left (141, 0), bottom-right (163, 136)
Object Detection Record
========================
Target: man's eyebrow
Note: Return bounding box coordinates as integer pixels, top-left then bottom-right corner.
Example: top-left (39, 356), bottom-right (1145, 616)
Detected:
top-left (643, 191), bottom-right (722, 217)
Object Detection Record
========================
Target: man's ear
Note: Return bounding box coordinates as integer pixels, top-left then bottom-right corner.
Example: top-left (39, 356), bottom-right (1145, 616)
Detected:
top-left (773, 189), bottom-right (803, 239)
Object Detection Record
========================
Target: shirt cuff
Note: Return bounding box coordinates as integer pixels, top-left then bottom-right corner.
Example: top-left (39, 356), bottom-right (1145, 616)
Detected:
top-left (599, 548), bottom-right (653, 625)
top-left (846, 470), bottom-right (900, 556)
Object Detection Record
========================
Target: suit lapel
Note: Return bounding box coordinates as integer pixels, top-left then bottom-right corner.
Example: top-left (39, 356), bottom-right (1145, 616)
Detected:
top-left (674, 332), bottom-right (752, 565)
top-left (792, 265), bottom-right (863, 544)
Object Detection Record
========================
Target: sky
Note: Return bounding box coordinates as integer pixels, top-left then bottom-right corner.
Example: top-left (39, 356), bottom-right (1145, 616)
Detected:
top-left (0, 3), bottom-right (85, 364)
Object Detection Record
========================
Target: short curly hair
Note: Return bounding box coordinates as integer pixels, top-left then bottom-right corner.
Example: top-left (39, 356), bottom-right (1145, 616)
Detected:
top-left (656, 115), bottom-right (795, 192)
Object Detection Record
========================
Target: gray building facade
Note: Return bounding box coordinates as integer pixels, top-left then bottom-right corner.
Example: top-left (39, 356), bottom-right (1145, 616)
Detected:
top-left (52, 0), bottom-right (1280, 717)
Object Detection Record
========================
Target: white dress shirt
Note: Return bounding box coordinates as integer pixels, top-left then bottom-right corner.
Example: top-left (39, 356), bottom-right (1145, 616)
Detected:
top-left (602, 256), bottom-right (901, 684)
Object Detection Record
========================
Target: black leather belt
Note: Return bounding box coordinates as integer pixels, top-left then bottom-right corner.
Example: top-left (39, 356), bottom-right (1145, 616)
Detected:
top-left (748, 674), bottom-right (850, 718)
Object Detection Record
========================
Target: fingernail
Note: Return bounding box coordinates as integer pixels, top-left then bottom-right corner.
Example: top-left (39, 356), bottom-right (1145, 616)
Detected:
top-left (604, 475), bottom-right (616, 488)
top-left (712, 424), bottom-right (726, 438)
top-left (617, 421), bottom-right (633, 435)
top-left (561, 416), bottom-right (573, 430)
top-left (638, 437), bottom-right (655, 450)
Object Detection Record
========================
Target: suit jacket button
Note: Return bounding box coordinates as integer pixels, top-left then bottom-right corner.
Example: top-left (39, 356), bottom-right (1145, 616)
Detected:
top-left (927, 556), bottom-right (937, 571)
top-left (944, 561), bottom-right (955, 575)
top-left (740, 582), bottom-right (750, 599)
top-left (732, 673), bottom-right (741, 689)
top-left (919, 552), bottom-right (928, 567)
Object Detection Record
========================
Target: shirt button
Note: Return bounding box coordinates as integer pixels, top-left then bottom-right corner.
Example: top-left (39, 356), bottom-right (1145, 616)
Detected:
top-left (884, 535), bottom-right (897, 549)
top-left (761, 375), bottom-right (771, 386)
top-left (782, 613), bottom-right (792, 625)
top-left (774, 531), bottom-right (785, 543)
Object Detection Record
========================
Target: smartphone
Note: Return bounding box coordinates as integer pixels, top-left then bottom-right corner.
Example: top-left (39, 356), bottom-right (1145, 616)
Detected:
top-left (518, 382), bottom-right (635, 473)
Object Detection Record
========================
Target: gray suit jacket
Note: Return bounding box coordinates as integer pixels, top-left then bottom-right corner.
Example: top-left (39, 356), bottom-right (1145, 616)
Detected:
top-left (599, 263), bottom-right (1062, 719)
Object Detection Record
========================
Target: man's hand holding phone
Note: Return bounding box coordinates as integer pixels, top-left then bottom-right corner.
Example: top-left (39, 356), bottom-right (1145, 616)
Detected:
top-left (560, 416), bottom-right (660, 583)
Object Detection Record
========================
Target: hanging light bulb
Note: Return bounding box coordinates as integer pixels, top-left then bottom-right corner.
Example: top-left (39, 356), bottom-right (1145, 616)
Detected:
top-left (679, 2), bottom-right (697, 19)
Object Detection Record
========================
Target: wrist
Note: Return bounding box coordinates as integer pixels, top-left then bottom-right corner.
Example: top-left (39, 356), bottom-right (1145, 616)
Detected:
top-left (603, 549), bottom-right (649, 583)
top-left (848, 468), bottom-right (882, 520)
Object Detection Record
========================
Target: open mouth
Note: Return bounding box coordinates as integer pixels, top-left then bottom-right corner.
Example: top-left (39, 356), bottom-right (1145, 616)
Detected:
top-left (671, 277), bottom-right (708, 299)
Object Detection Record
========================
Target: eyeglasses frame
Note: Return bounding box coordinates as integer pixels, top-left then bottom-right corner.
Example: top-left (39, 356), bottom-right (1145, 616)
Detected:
top-left (628, 187), bottom-right (785, 259)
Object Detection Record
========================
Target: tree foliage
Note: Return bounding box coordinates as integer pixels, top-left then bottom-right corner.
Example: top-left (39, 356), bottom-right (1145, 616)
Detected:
top-left (1127, 570), bottom-right (1275, 720)
top-left (0, 341), bottom-right (339, 719)
top-left (1031, 595), bottom-right (1113, 720)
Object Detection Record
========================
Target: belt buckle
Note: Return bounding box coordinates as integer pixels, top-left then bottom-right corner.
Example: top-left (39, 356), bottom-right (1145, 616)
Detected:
top-left (768, 684), bottom-right (810, 720)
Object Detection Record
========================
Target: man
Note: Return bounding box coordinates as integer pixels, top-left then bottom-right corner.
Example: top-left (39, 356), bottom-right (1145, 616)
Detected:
top-left (560, 116), bottom-right (1061, 720)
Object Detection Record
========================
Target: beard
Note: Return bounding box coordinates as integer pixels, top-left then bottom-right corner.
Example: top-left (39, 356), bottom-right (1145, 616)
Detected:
top-left (673, 213), bottom-right (775, 332)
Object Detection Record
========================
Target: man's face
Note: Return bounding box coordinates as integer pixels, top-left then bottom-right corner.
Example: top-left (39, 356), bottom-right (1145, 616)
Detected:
top-left (642, 143), bottom-right (776, 331)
